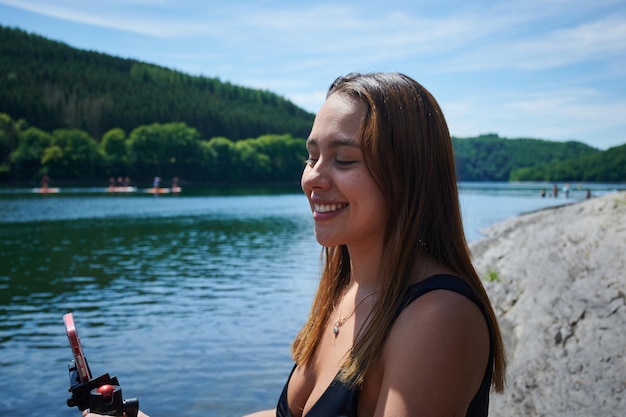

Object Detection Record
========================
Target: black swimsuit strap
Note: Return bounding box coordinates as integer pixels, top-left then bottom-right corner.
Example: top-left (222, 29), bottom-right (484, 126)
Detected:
top-left (397, 274), bottom-right (484, 318)
top-left (277, 274), bottom-right (494, 417)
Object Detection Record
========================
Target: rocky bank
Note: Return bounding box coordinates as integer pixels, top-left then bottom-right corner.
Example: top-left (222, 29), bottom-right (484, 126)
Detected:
top-left (470, 191), bottom-right (626, 417)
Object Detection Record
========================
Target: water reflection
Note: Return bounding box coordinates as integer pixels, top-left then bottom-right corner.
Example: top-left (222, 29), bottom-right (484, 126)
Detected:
top-left (1, 184), bottom-right (621, 416)
top-left (0, 193), bottom-right (320, 417)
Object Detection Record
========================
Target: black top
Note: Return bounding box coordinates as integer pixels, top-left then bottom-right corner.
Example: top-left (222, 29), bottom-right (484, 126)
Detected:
top-left (276, 274), bottom-right (494, 417)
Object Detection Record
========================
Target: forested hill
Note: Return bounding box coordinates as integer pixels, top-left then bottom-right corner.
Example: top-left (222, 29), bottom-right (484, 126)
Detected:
top-left (2, 26), bottom-right (624, 183)
top-left (452, 134), bottom-right (602, 181)
top-left (0, 25), bottom-right (315, 141)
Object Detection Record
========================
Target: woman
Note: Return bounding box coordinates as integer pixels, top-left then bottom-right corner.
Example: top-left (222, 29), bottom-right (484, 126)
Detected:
top-left (247, 72), bottom-right (505, 417)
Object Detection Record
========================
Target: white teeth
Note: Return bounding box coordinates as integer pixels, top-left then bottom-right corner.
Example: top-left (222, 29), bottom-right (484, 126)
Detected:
top-left (315, 203), bottom-right (347, 213)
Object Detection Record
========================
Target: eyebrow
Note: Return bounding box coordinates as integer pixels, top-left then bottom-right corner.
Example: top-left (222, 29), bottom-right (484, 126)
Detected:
top-left (306, 137), bottom-right (361, 149)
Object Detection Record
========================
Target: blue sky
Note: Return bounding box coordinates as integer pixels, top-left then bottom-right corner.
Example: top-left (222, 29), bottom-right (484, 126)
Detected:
top-left (1, 0), bottom-right (625, 149)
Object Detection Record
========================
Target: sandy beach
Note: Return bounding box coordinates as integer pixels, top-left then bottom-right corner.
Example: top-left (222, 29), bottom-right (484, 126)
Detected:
top-left (469, 191), bottom-right (626, 416)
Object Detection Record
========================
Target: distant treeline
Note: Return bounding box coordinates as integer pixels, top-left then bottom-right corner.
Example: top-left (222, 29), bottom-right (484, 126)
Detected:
top-left (452, 134), bottom-right (626, 182)
top-left (2, 114), bottom-right (625, 184)
top-left (0, 113), bottom-right (307, 184)
top-left (509, 142), bottom-right (626, 182)
top-left (0, 26), bottom-right (315, 142)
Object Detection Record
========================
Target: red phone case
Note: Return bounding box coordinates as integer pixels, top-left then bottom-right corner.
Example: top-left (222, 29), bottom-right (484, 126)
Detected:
top-left (64, 312), bottom-right (92, 383)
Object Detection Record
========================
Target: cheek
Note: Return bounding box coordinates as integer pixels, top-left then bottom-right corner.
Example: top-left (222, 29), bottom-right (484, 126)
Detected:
top-left (364, 179), bottom-right (388, 218)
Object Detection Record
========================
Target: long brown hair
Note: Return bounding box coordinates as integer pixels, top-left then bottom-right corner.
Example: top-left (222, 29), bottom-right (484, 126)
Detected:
top-left (291, 72), bottom-right (505, 392)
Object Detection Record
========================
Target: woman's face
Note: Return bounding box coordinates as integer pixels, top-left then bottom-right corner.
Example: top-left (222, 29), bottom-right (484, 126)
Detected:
top-left (301, 93), bottom-right (387, 252)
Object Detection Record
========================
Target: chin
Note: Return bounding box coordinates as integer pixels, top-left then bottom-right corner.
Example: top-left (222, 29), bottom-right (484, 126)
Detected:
top-left (313, 233), bottom-right (342, 248)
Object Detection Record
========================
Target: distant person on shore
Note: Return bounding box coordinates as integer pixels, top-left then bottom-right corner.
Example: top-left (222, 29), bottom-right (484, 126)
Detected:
top-left (41, 174), bottom-right (50, 192)
top-left (563, 182), bottom-right (570, 198)
top-left (152, 176), bottom-right (160, 189)
top-left (541, 189), bottom-right (546, 198)
top-left (553, 183), bottom-right (559, 198)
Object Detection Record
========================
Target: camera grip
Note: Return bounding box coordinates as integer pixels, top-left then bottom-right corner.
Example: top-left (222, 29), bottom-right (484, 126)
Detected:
top-left (90, 384), bottom-right (138, 417)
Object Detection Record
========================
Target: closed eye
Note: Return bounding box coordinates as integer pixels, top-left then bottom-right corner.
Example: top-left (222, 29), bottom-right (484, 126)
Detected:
top-left (336, 160), bottom-right (356, 166)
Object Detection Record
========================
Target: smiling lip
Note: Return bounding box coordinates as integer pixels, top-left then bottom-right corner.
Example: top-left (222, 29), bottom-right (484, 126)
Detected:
top-left (314, 203), bottom-right (348, 213)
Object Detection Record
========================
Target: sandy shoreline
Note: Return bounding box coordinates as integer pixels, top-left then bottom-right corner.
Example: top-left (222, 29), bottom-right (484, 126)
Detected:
top-left (469, 190), bottom-right (626, 416)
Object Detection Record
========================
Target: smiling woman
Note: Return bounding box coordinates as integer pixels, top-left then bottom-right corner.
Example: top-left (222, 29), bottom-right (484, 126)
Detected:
top-left (242, 72), bottom-right (507, 417)
top-left (301, 94), bottom-right (388, 251)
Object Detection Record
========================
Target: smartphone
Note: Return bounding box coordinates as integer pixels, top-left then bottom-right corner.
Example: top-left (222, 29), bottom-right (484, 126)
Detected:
top-left (64, 312), bottom-right (92, 384)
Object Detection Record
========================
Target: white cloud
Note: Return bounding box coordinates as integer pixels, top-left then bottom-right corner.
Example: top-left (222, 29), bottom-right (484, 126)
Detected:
top-left (445, 87), bottom-right (626, 148)
top-left (445, 15), bottom-right (626, 72)
top-left (286, 90), bottom-right (327, 114)
top-left (0, 0), bottom-right (222, 37)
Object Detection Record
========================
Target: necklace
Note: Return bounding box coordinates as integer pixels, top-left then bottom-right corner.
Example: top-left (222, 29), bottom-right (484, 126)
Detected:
top-left (332, 288), bottom-right (379, 337)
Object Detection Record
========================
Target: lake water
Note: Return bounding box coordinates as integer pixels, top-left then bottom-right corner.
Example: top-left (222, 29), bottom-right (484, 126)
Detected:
top-left (0, 182), bottom-right (620, 417)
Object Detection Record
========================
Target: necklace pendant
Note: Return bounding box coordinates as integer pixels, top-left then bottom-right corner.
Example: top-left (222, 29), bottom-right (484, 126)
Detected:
top-left (332, 324), bottom-right (339, 336)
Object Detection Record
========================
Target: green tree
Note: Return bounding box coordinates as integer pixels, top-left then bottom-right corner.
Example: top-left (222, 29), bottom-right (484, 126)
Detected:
top-left (43, 129), bottom-right (104, 179)
top-left (241, 134), bottom-right (307, 182)
top-left (10, 127), bottom-right (52, 180)
top-left (127, 122), bottom-right (202, 181)
top-left (511, 143), bottom-right (626, 182)
top-left (260, 134), bottom-right (307, 181)
top-left (196, 140), bottom-right (218, 181)
top-left (205, 137), bottom-right (236, 182)
top-left (233, 140), bottom-right (272, 181)
top-left (100, 127), bottom-right (129, 177)
top-left (452, 134), bottom-right (599, 181)
top-left (0, 113), bottom-right (23, 178)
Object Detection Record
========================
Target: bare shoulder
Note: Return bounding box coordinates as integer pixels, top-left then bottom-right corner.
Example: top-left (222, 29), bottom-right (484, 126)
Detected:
top-left (375, 289), bottom-right (490, 416)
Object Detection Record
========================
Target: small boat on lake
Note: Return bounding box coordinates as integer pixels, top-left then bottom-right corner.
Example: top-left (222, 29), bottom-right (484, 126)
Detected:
top-left (32, 187), bottom-right (60, 194)
top-left (146, 177), bottom-right (180, 194)
top-left (107, 186), bottom-right (138, 193)
top-left (144, 184), bottom-right (181, 194)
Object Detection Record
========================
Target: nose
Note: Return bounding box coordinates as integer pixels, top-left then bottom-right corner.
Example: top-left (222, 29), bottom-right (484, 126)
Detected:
top-left (301, 159), bottom-right (331, 193)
